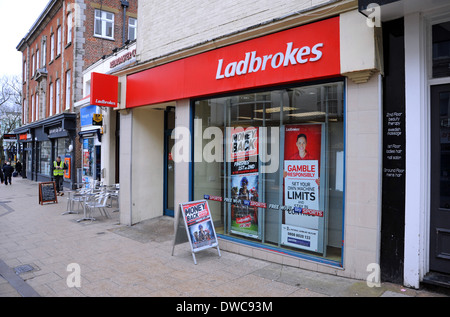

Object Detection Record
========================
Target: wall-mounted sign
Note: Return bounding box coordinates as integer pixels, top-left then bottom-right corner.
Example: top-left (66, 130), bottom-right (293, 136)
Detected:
top-left (80, 105), bottom-right (100, 127)
top-left (48, 126), bottom-right (64, 135)
top-left (127, 17), bottom-right (340, 108)
top-left (110, 49), bottom-right (136, 69)
top-left (19, 133), bottom-right (31, 141)
top-left (90, 72), bottom-right (119, 107)
top-left (92, 113), bottom-right (103, 126)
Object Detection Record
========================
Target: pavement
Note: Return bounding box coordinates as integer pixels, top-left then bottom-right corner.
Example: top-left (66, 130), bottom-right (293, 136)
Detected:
top-left (0, 177), bottom-right (448, 299)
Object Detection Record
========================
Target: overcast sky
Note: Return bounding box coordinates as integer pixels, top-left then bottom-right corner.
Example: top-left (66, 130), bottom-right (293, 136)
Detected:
top-left (0, 0), bottom-right (50, 78)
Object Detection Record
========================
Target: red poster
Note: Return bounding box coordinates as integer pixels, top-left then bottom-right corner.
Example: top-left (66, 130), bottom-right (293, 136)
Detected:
top-left (284, 124), bottom-right (321, 162)
top-left (282, 124), bottom-right (322, 252)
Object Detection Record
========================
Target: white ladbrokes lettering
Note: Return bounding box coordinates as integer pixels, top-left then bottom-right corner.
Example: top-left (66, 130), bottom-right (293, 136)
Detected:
top-left (216, 42), bottom-right (324, 79)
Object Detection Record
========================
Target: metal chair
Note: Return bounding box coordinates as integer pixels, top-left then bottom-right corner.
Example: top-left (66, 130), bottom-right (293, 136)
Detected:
top-left (106, 184), bottom-right (119, 211)
top-left (85, 193), bottom-right (111, 219)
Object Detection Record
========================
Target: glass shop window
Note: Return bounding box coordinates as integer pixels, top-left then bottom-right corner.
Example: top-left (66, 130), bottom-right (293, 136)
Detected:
top-left (192, 80), bottom-right (345, 264)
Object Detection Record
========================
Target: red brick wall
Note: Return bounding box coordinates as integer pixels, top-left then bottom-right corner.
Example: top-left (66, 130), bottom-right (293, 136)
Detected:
top-left (20, 0), bottom-right (138, 123)
top-left (83, 0), bottom-right (138, 71)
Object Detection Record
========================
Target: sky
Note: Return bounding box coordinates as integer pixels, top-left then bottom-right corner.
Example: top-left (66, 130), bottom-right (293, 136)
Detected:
top-left (0, 0), bottom-right (50, 78)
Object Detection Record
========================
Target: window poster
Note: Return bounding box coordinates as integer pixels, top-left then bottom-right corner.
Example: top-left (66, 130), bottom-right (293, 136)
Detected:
top-left (282, 124), bottom-right (323, 252)
top-left (228, 127), bottom-right (260, 239)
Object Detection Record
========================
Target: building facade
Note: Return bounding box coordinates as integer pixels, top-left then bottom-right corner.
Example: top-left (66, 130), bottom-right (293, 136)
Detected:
top-left (15, 0), bottom-right (137, 186)
top-left (74, 41), bottom-right (136, 186)
top-left (359, 0), bottom-right (450, 288)
top-left (114, 0), bottom-right (386, 283)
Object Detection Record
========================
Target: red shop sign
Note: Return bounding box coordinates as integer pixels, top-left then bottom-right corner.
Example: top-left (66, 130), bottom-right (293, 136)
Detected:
top-left (90, 72), bottom-right (119, 107)
top-left (126, 17), bottom-right (340, 108)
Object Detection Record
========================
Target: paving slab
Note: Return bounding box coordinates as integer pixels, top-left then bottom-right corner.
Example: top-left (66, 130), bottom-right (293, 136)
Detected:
top-left (0, 178), bottom-right (447, 299)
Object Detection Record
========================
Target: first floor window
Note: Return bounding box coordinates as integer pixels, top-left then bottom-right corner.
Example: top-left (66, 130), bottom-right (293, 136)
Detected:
top-left (128, 17), bottom-right (137, 41)
top-left (94, 9), bottom-right (114, 39)
top-left (31, 94), bottom-right (35, 121)
top-left (67, 11), bottom-right (73, 44)
top-left (57, 26), bottom-right (62, 55)
top-left (36, 50), bottom-right (40, 70)
top-left (192, 80), bottom-right (345, 264)
top-left (35, 93), bottom-right (39, 120)
top-left (23, 99), bottom-right (27, 124)
top-left (32, 54), bottom-right (35, 75)
top-left (50, 33), bottom-right (55, 60)
top-left (49, 82), bottom-right (54, 116)
top-left (55, 79), bottom-right (60, 114)
top-left (65, 70), bottom-right (71, 110)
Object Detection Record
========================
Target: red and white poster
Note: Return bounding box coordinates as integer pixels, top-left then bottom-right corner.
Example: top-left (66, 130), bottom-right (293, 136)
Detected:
top-left (228, 126), bottom-right (258, 161)
top-left (181, 200), bottom-right (218, 252)
top-left (282, 124), bottom-right (322, 252)
top-left (227, 127), bottom-right (260, 238)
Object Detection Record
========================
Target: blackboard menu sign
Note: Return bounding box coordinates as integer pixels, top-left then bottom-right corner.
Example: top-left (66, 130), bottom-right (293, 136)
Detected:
top-left (39, 182), bottom-right (58, 205)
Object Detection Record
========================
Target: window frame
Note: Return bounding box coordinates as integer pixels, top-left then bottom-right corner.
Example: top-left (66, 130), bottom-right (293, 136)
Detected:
top-left (67, 11), bottom-right (73, 45)
top-left (190, 78), bottom-right (346, 267)
top-left (31, 53), bottom-right (35, 75)
top-left (65, 69), bottom-right (71, 110)
top-left (128, 17), bottom-right (137, 41)
top-left (50, 33), bottom-right (55, 61)
top-left (36, 49), bottom-right (40, 70)
top-left (94, 9), bottom-right (115, 40)
top-left (57, 26), bottom-right (62, 56)
top-left (42, 39), bottom-right (46, 67)
top-left (55, 78), bottom-right (61, 114)
top-left (49, 82), bottom-right (54, 117)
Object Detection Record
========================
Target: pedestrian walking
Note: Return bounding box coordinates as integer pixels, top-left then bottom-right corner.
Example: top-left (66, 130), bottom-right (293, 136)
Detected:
top-left (15, 160), bottom-right (22, 177)
top-left (2, 162), bottom-right (14, 185)
top-left (53, 156), bottom-right (67, 196)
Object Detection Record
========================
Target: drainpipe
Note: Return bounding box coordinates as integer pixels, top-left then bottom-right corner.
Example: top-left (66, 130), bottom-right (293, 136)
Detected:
top-left (121, 1), bottom-right (129, 46)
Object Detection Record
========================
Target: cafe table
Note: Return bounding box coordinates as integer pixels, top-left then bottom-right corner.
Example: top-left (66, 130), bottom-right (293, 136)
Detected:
top-left (76, 193), bottom-right (97, 222)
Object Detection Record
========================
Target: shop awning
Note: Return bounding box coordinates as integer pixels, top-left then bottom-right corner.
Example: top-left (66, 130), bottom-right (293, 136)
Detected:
top-left (78, 129), bottom-right (102, 142)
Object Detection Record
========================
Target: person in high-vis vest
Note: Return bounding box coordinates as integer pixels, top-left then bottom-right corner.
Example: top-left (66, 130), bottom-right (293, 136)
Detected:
top-left (53, 156), bottom-right (67, 196)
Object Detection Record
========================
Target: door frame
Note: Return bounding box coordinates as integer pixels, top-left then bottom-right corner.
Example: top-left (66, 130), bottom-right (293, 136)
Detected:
top-left (163, 107), bottom-right (175, 217)
top-left (430, 83), bottom-right (450, 274)
top-left (404, 9), bottom-right (450, 288)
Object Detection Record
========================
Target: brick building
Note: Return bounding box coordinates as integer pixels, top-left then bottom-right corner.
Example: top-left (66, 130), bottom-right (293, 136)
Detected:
top-left (15, 0), bottom-right (137, 186)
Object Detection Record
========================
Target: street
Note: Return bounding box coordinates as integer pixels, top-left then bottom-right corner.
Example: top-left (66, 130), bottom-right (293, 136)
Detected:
top-left (0, 177), bottom-right (446, 298)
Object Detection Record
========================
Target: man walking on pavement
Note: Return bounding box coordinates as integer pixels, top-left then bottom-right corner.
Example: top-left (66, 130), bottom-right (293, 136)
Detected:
top-left (2, 162), bottom-right (14, 185)
top-left (53, 156), bottom-right (67, 196)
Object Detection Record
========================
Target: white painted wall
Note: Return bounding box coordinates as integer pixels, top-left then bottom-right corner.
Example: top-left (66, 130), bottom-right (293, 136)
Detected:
top-left (131, 107), bottom-right (165, 223)
top-left (137, 0), bottom-right (335, 62)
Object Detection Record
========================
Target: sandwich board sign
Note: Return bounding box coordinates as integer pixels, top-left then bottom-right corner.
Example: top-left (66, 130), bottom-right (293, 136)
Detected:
top-left (171, 200), bottom-right (221, 264)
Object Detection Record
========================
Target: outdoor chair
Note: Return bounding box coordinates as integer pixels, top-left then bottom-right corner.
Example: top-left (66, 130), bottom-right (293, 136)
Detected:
top-left (85, 193), bottom-right (111, 219)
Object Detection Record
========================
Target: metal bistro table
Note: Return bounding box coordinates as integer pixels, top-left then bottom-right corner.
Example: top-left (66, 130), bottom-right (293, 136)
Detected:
top-left (76, 193), bottom-right (97, 222)
top-left (62, 190), bottom-right (83, 215)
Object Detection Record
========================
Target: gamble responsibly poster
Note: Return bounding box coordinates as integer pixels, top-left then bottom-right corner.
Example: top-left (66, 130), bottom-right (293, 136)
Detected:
top-left (282, 124), bottom-right (323, 252)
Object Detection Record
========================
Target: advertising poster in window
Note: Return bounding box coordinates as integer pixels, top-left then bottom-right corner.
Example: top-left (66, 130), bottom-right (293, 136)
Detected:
top-left (181, 200), bottom-right (218, 252)
top-left (282, 124), bottom-right (322, 252)
top-left (228, 127), bottom-right (260, 239)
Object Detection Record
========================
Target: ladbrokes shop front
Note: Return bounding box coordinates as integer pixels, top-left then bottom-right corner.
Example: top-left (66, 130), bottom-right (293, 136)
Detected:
top-left (116, 12), bottom-right (383, 281)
